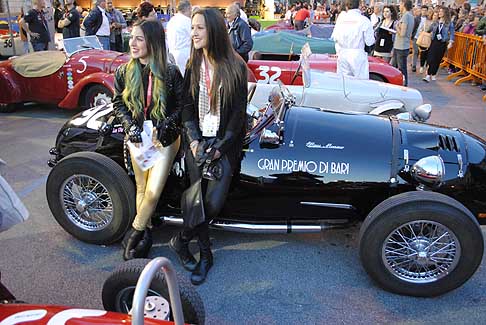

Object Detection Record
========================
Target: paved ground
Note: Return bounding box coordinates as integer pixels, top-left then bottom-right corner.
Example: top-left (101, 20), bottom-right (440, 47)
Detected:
top-left (1, 66), bottom-right (486, 324)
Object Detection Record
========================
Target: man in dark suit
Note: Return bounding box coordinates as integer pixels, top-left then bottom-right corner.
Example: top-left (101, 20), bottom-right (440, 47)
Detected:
top-left (83, 0), bottom-right (111, 50)
top-left (226, 3), bottom-right (253, 62)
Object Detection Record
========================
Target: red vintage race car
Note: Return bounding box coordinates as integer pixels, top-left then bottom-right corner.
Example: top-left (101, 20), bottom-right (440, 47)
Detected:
top-left (247, 51), bottom-right (404, 86)
top-left (0, 36), bottom-right (128, 113)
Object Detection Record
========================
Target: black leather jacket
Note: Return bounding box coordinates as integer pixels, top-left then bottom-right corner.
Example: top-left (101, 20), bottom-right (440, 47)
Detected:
top-left (182, 60), bottom-right (247, 168)
top-left (113, 63), bottom-right (184, 147)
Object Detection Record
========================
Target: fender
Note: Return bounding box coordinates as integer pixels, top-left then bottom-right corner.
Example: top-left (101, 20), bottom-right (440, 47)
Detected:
top-left (58, 72), bottom-right (115, 110)
top-left (368, 100), bottom-right (405, 115)
top-left (0, 66), bottom-right (23, 104)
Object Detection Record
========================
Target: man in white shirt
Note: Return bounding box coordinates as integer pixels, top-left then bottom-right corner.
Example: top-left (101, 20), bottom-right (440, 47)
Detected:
top-left (331, 0), bottom-right (375, 79)
top-left (166, 0), bottom-right (192, 74)
top-left (370, 2), bottom-right (383, 29)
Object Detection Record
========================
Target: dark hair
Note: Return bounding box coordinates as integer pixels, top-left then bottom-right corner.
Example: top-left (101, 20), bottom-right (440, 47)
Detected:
top-left (345, 0), bottom-right (359, 10)
top-left (188, 8), bottom-right (246, 113)
top-left (383, 5), bottom-right (397, 20)
top-left (248, 17), bottom-right (261, 31)
top-left (403, 0), bottom-right (412, 11)
top-left (137, 1), bottom-right (155, 19)
top-left (440, 6), bottom-right (451, 24)
top-left (421, 5), bottom-right (428, 10)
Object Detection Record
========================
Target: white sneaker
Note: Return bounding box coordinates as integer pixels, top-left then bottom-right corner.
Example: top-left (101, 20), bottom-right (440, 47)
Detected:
top-left (419, 67), bottom-right (424, 74)
top-left (431, 75), bottom-right (437, 81)
top-left (423, 75), bottom-right (431, 82)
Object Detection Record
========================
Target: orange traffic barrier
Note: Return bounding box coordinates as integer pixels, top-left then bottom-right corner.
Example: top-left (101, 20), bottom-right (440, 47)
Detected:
top-left (442, 32), bottom-right (486, 102)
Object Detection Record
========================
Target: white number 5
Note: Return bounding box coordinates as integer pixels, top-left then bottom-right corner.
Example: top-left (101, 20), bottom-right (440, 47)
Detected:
top-left (76, 56), bottom-right (89, 74)
top-left (257, 66), bottom-right (281, 84)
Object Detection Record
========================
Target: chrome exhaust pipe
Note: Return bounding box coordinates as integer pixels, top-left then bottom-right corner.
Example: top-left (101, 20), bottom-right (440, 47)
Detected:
top-left (159, 216), bottom-right (349, 234)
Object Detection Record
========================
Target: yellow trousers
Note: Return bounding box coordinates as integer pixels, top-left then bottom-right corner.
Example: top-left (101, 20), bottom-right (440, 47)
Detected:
top-left (129, 137), bottom-right (180, 231)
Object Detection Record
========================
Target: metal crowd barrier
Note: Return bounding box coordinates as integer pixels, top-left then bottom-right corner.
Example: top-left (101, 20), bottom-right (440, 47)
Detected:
top-left (441, 32), bottom-right (486, 102)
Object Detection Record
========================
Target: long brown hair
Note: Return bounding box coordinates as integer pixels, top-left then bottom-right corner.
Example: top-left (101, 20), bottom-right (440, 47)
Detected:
top-left (122, 20), bottom-right (167, 120)
top-left (187, 8), bottom-right (245, 113)
top-left (440, 6), bottom-right (451, 24)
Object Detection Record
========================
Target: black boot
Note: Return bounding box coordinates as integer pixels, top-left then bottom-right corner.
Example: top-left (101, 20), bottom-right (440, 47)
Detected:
top-left (190, 237), bottom-right (213, 285)
top-left (122, 228), bottom-right (153, 260)
top-left (169, 233), bottom-right (198, 272)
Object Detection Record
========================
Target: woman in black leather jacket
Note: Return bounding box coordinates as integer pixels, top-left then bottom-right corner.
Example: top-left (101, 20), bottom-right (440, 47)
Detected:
top-left (169, 8), bottom-right (247, 285)
top-left (113, 19), bottom-right (184, 260)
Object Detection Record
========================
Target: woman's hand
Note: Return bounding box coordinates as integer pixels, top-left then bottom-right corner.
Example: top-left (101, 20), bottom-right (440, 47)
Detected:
top-left (207, 148), bottom-right (221, 160)
top-left (190, 140), bottom-right (199, 157)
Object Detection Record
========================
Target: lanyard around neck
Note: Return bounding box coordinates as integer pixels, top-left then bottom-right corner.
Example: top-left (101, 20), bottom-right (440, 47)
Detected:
top-left (144, 72), bottom-right (153, 119)
top-left (204, 58), bottom-right (212, 110)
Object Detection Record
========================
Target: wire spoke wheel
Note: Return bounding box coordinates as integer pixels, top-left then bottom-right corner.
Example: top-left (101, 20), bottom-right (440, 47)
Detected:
top-left (61, 174), bottom-right (114, 231)
top-left (382, 220), bottom-right (461, 284)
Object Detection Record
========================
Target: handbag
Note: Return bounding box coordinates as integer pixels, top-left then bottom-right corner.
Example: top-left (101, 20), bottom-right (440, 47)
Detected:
top-left (416, 31), bottom-right (432, 49)
top-left (180, 179), bottom-right (205, 229)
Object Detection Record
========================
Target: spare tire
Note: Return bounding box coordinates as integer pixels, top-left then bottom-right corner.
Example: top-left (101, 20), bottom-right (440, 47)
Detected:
top-left (46, 151), bottom-right (135, 245)
top-left (102, 259), bottom-right (205, 324)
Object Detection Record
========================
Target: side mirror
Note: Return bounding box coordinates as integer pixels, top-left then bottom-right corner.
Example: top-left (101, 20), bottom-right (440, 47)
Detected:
top-left (259, 128), bottom-right (280, 147)
top-left (412, 104), bottom-right (432, 122)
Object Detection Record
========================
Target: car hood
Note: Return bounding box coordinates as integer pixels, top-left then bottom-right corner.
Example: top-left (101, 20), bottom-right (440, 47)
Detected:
top-left (68, 49), bottom-right (130, 73)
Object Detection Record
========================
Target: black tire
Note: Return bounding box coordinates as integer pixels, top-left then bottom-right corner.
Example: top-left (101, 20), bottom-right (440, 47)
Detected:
top-left (359, 191), bottom-right (484, 297)
top-left (46, 151), bottom-right (135, 245)
top-left (102, 259), bottom-right (205, 325)
top-left (369, 73), bottom-right (386, 83)
top-left (82, 84), bottom-right (113, 108)
top-left (0, 103), bottom-right (22, 113)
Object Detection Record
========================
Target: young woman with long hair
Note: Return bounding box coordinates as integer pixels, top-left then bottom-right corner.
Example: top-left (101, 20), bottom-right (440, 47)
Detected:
top-left (169, 8), bottom-right (247, 285)
top-left (373, 5), bottom-right (398, 63)
top-left (423, 6), bottom-right (455, 82)
top-left (417, 11), bottom-right (437, 74)
top-left (113, 19), bottom-right (184, 260)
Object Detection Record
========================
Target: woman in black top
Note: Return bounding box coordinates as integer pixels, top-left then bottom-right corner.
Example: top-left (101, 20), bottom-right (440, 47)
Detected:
top-left (169, 8), bottom-right (247, 285)
top-left (373, 5), bottom-right (398, 63)
top-left (113, 20), bottom-right (184, 260)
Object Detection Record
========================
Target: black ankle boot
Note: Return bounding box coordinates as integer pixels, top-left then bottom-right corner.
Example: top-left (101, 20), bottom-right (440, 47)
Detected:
top-left (169, 233), bottom-right (198, 272)
top-left (190, 238), bottom-right (213, 285)
top-left (122, 228), bottom-right (152, 260)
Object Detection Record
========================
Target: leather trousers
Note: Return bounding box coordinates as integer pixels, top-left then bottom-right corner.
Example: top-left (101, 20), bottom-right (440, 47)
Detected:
top-left (181, 147), bottom-right (234, 240)
top-left (129, 137), bottom-right (180, 231)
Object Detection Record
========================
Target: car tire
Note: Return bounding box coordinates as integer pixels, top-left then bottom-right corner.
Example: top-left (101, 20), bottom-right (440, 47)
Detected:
top-left (369, 73), bottom-right (386, 83)
top-left (83, 84), bottom-right (113, 108)
top-left (359, 191), bottom-right (484, 297)
top-left (46, 151), bottom-right (135, 245)
top-left (102, 259), bottom-right (205, 325)
top-left (0, 103), bottom-right (22, 113)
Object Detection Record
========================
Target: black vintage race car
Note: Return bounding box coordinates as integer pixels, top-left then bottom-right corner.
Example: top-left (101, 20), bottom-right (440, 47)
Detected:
top-left (46, 83), bottom-right (486, 298)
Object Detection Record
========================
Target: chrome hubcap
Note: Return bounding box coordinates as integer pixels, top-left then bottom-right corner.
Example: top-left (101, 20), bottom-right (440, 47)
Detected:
top-left (60, 174), bottom-right (113, 231)
top-left (93, 93), bottom-right (112, 106)
top-left (115, 286), bottom-right (166, 316)
top-left (382, 220), bottom-right (461, 284)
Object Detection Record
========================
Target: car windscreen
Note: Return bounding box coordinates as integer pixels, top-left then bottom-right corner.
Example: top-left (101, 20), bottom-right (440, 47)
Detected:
top-left (64, 36), bottom-right (103, 57)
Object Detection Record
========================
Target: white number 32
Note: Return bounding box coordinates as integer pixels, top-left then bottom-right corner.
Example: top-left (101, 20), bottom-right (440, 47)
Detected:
top-left (257, 66), bottom-right (282, 84)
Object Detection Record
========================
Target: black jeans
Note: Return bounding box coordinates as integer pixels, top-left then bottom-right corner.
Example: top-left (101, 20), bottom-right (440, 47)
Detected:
top-left (427, 39), bottom-right (447, 76)
top-left (393, 48), bottom-right (410, 86)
